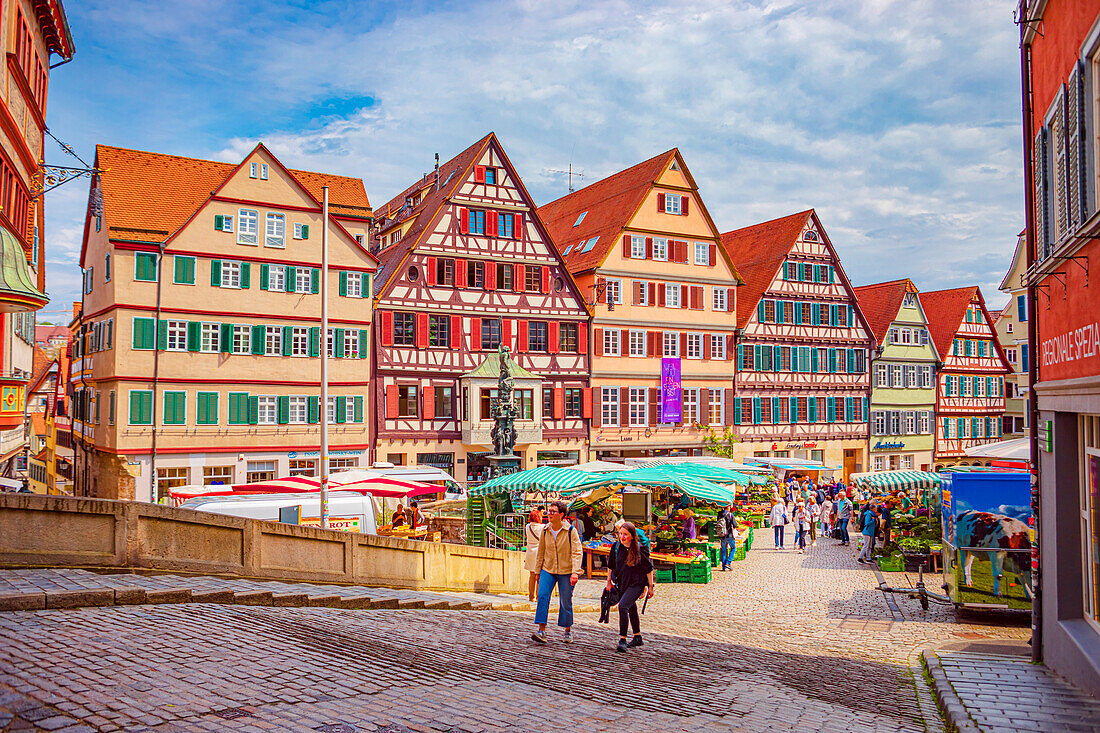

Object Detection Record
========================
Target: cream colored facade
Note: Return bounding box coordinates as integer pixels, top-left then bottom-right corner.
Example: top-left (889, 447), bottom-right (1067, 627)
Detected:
top-left (72, 145), bottom-right (376, 502)
top-left (997, 234), bottom-right (1029, 438)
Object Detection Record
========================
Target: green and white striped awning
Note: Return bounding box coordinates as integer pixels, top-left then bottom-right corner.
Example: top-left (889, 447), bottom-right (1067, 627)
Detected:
top-left (632, 461), bottom-right (765, 486)
top-left (850, 470), bottom-right (941, 493)
top-left (587, 466), bottom-right (737, 505)
top-left (468, 466), bottom-right (602, 496)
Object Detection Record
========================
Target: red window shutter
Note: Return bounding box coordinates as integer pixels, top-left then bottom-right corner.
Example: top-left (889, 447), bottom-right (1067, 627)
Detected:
top-left (422, 385), bottom-right (435, 420)
top-left (458, 208), bottom-right (468, 235)
top-left (470, 317), bottom-right (481, 349)
top-left (648, 387), bottom-right (659, 426)
top-left (727, 335), bottom-right (736, 359)
top-left (657, 192), bottom-right (665, 211)
top-left (699, 388), bottom-right (710, 420)
top-left (582, 387), bottom-right (593, 419)
top-left (657, 284), bottom-right (666, 307)
top-left (647, 282), bottom-right (656, 306)
top-left (691, 286), bottom-right (702, 309)
top-left (672, 241), bottom-right (682, 263)
top-left (487, 211), bottom-right (498, 237)
top-left (553, 387), bottom-right (564, 420)
top-left (450, 315), bottom-right (462, 349)
top-left (381, 311), bottom-right (394, 347)
top-left (541, 267), bottom-right (550, 293)
top-left (594, 328), bottom-right (603, 356)
top-left (474, 165), bottom-right (485, 183)
top-left (514, 265), bottom-right (524, 292)
top-left (646, 237), bottom-right (653, 259)
top-left (455, 259), bottom-right (467, 288)
top-left (502, 319), bottom-right (513, 348)
top-left (485, 264), bottom-right (496, 290)
top-left (426, 257), bottom-right (437, 286)
top-left (725, 388), bottom-right (734, 426)
top-left (679, 332), bottom-right (687, 355)
top-left (517, 320), bottom-right (528, 353)
top-left (619, 387), bottom-right (629, 427)
top-left (682, 196), bottom-right (689, 216)
top-left (596, 277), bottom-right (606, 304)
top-left (703, 334), bottom-right (712, 360)
top-left (622, 234), bottom-right (631, 258)
top-left (708, 244), bottom-right (717, 267)
top-left (577, 323), bottom-right (588, 353)
top-left (647, 331), bottom-right (659, 358)
top-left (681, 284), bottom-right (689, 308)
top-left (416, 313), bottom-right (429, 348)
top-left (385, 385), bottom-right (398, 418)
top-left (549, 322), bottom-right (560, 353)
top-left (513, 213), bottom-right (522, 240)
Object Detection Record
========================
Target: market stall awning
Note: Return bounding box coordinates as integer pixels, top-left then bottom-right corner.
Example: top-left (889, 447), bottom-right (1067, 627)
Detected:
top-left (567, 460), bottom-right (629, 473)
top-left (469, 466), bottom-right (603, 496)
top-left (850, 470), bottom-right (941, 492)
top-left (631, 461), bottom-right (766, 486)
top-left (582, 466), bottom-right (737, 505)
top-left (962, 437), bottom-right (1031, 462)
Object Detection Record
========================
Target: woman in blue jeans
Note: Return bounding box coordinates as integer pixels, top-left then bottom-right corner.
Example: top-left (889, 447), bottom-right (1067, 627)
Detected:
top-left (606, 521), bottom-right (655, 651)
top-left (531, 500), bottom-right (583, 644)
top-left (769, 499), bottom-right (787, 549)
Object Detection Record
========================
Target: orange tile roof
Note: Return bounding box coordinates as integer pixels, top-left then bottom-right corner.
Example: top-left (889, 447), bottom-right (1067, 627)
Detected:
top-left (538, 150), bottom-right (677, 274)
top-left (92, 145), bottom-right (371, 251)
top-left (29, 412), bottom-right (47, 439)
top-left (919, 286), bottom-right (980, 357)
top-left (720, 210), bottom-right (814, 328)
top-left (851, 279), bottom-right (914, 346)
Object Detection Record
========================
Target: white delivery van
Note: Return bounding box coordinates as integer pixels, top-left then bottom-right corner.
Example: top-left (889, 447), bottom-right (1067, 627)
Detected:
top-left (180, 491), bottom-right (378, 534)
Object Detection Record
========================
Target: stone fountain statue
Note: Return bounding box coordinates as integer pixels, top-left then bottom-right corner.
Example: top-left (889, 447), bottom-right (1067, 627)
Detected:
top-left (487, 344), bottom-right (521, 478)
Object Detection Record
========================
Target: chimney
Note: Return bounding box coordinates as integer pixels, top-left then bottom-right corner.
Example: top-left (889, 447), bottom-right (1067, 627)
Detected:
top-left (434, 153), bottom-right (440, 190)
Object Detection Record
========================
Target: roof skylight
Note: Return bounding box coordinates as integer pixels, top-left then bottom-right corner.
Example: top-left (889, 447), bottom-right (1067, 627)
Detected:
top-left (573, 212), bottom-right (587, 227)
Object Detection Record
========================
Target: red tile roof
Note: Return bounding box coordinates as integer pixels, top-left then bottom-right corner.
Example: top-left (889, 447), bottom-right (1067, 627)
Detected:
top-left (919, 286), bottom-right (980, 357)
top-left (538, 150), bottom-right (677, 273)
top-left (371, 134), bottom-right (494, 295)
top-left (29, 413), bottom-right (47, 440)
top-left (851, 279), bottom-right (915, 346)
top-left (91, 145), bottom-right (371, 251)
top-left (719, 210), bottom-right (814, 328)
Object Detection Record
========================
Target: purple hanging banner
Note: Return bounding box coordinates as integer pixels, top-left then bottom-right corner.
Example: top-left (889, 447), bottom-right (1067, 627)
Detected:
top-left (661, 357), bottom-right (682, 423)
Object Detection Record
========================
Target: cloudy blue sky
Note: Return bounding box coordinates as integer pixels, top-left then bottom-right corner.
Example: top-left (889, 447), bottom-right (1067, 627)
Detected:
top-left (40, 0), bottom-right (1023, 323)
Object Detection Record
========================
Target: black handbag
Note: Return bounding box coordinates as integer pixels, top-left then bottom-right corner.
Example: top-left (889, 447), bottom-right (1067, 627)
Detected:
top-left (598, 586), bottom-right (622, 624)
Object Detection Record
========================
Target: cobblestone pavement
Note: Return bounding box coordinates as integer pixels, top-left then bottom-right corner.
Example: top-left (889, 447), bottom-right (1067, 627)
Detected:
top-left (924, 649), bottom-right (1100, 732)
top-left (0, 540), bottom-right (1031, 732)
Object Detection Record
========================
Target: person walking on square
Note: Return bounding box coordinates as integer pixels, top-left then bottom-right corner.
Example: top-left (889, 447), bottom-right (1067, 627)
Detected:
top-left (717, 503), bottom-right (737, 570)
top-left (524, 508), bottom-right (545, 602)
top-left (820, 496), bottom-right (833, 539)
top-left (606, 521), bottom-right (655, 652)
top-left (770, 499), bottom-right (787, 550)
top-left (858, 502), bottom-right (879, 564)
top-left (793, 502), bottom-right (808, 553)
top-left (531, 500), bottom-right (582, 644)
top-left (836, 494), bottom-right (852, 546)
top-left (808, 498), bottom-right (819, 547)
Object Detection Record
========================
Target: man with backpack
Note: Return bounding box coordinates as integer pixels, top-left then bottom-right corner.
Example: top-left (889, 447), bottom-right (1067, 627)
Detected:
top-left (717, 503), bottom-right (737, 570)
top-left (857, 502), bottom-right (879, 564)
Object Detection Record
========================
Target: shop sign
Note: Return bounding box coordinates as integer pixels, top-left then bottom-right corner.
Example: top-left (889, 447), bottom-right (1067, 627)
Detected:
top-left (661, 358), bottom-right (682, 423)
top-left (289, 449), bottom-right (364, 459)
top-left (1037, 242), bottom-right (1100, 382)
top-left (300, 516), bottom-right (361, 533)
top-left (772, 442), bottom-right (818, 450)
top-left (873, 440), bottom-right (906, 451)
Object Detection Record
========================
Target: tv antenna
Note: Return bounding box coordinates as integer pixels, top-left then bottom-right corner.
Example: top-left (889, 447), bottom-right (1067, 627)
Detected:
top-left (547, 163), bottom-right (584, 193)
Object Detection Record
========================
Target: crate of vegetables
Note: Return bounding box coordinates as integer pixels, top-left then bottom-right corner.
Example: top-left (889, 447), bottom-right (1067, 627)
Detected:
top-left (655, 568), bottom-right (675, 584)
top-left (689, 560), bottom-right (712, 583)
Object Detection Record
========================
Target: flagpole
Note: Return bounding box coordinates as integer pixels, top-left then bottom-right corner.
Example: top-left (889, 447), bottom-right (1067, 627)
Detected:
top-left (320, 186), bottom-right (330, 529)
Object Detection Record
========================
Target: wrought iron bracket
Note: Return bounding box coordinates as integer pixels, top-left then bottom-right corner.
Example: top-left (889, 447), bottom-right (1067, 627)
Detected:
top-left (587, 281), bottom-right (614, 311)
top-left (32, 164), bottom-right (105, 198)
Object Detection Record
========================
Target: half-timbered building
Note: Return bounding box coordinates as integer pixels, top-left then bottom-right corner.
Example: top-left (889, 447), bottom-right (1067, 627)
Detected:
top-left (538, 149), bottom-right (742, 459)
top-left (371, 133), bottom-right (591, 482)
top-left (920, 286), bottom-right (1010, 468)
top-left (720, 210), bottom-right (875, 480)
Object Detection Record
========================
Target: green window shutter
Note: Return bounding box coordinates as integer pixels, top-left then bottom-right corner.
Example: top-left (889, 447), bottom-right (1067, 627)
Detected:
top-left (129, 391), bottom-right (140, 424)
top-left (828, 348), bottom-right (837, 373)
top-left (361, 273), bottom-right (371, 297)
top-left (187, 321), bottom-right (200, 351)
top-left (311, 268), bottom-right (320, 294)
top-left (335, 329), bottom-right (345, 358)
top-left (736, 345), bottom-right (743, 370)
top-left (132, 318), bottom-right (154, 350)
top-left (174, 256), bottom-right (195, 285)
top-left (277, 396), bottom-right (290, 424)
top-left (826, 396), bottom-right (836, 423)
top-left (240, 262), bottom-right (250, 289)
top-left (811, 348), bottom-right (819, 373)
top-left (248, 396), bottom-right (259, 425)
top-left (309, 327), bottom-right (319, 357)
top-left (156, 320), bottom-right (168, 351)
top-left (808, 397), bottom-right (817, 422)
top-left (163, 392), bottom-right (185, 425)
top-left (211, 260), bottom-right (221, 286)
top-left (308, 396), bottom-right (320, 423)
top-left (251, 325), bottom-right (265, 354)
top-left (260, 263), bottom-right (269, 290)
top-left (794, 302), bottom-right (802, 323)
top-left (215, 215), bottom-right (224, 230)
top-left (790, 397), bottom-right (798, 424)
top-left (282, 326), bottom-right (293, 356)
top-left (772, 346), bottom-right (781, 371)
top-left (733, 399), bottom-right (741, 425)
top-left (339, 271), bottom-right (348, 297)
top-left (354, 396), bottom-right (364, 422)
top-left (359, 329), bottom-right (370, 357)
top-left (228, 392), bottom-right (249, 425)
top-left (336, 396), bottom-right (347, 423)
top-left (129, 391), bottom-right (152, 425)
top-left (286, 266), bottom-right (296, 288)
top-left (220, 323), bottom-right (233, 353)
top-left (197, 392), bottom-right (218, 425)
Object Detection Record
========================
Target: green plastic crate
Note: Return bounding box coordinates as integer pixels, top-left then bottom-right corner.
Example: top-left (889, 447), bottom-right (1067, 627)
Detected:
top-left (673, 563), bottom-right (695, 582)
top-left (655, 568), bottom-right (675, 584)
top-left (690, 563), bottom-right (712, 583)
top-left (706, 546), bottom-right (719, 566)
top-left (732, 546), bottom-right (747, 562)
top-left (877, 555), bottom-right (904, 572)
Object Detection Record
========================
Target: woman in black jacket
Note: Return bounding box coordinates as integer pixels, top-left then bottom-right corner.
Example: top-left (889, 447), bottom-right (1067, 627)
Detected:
top-left (605, 521), bottom-right (655, 652)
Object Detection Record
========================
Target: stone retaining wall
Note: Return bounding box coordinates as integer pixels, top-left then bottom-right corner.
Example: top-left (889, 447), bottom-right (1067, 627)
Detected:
top-left (0, 493), bottom-right (524, 593)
